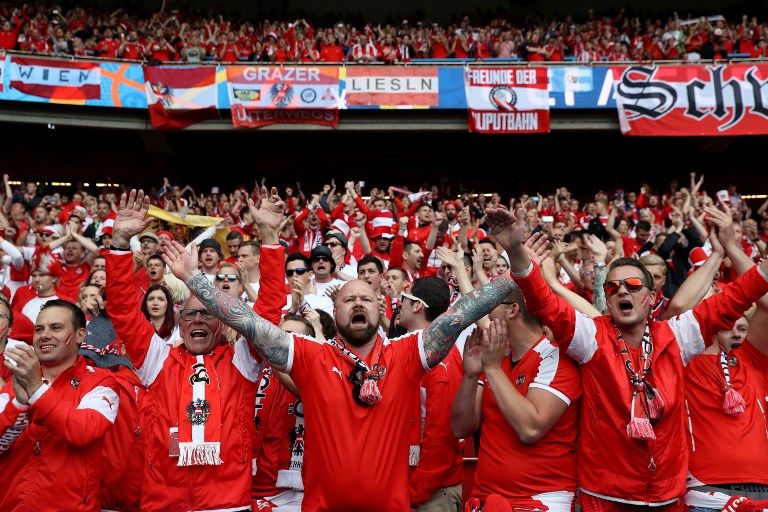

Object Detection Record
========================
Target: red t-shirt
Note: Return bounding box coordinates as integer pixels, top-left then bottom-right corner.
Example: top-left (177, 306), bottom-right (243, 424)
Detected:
top-left (472, 337), bottom-right (580, 504)
top-left (288, 332), bottom-right (426, 511)
top-left (685, 341), bottom-right (768, 485)
top-left (55, 261), bottom-right (91, 301)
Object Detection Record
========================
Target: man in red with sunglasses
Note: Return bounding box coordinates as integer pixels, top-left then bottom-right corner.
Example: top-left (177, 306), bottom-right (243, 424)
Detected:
top-left (486, 206), bottom-right (768, 512)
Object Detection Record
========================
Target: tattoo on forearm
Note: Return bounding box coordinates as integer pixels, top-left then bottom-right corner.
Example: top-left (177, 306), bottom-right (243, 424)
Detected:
top-left (187, 274), bottom-right (290, 367)
top-left (422, 278), bottom-right (514, 368)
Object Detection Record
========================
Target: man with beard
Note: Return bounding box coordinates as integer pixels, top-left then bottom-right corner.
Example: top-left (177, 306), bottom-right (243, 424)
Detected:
top-left (487, 206), bottom-right (768, 511)
top-left (163, 186), bottom-right (516, 512)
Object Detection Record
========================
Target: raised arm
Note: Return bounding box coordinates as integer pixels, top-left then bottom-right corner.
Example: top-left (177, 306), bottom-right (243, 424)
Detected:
top-left (163, 188), bottom-right (293, 371)
top-left (421, 276), bottom-right (514, 369)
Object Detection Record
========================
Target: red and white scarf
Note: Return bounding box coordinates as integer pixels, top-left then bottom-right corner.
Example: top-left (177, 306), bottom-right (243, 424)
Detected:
top-left (721, 351), bottom-right (747, 416)
top-left (178, 354), bottom-right (223, 466)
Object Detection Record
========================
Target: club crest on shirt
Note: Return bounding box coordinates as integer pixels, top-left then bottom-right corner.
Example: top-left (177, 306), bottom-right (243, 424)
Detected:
top-left (186, 398), bottom-right (211, 425)
top-left (515, 374), bottom-right (525, 387)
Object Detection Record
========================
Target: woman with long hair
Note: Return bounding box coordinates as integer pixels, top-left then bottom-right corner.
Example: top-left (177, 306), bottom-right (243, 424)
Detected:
top-left (140, 283), bottom-right (178, 343)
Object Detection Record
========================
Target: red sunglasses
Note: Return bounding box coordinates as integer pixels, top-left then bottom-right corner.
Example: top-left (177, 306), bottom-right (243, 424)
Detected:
top-left (603, 277), bottom-right (646, 296)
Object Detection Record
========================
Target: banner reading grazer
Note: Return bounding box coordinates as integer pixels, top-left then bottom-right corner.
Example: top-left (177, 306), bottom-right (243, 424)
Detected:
top-left (143, 66), bottom-right (218, 129)
top-left (226, 66), bottom-right (339, 128)
top-left (614, 64), bottom-right (768, 136)
top-left (464, 67), bottom-right (549, 134)
top-left (9, 56), bottom-right (101, 100)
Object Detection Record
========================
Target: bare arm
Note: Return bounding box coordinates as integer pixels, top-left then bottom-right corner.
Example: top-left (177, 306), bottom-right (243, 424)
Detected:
top-left (541, 257), bottom-right (600, 318)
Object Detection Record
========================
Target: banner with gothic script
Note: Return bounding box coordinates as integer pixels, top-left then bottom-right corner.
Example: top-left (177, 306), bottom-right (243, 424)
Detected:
top-left (464, 67), bottom-right (549, 134)
top-left (613, 65), bottom-right (768, 136)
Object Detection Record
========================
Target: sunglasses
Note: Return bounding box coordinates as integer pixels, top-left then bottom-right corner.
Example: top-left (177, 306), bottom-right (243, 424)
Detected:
top-left (39, 232), bottom-right (53, 237)
top-left (180, 308), bottom-right (215, 321)
top-left (215, 273), bottom-right (239, 282)
top-left (603, 277), bottom-right (646, 296)
top-left (401, 291), bottom-right (429, 308)
top-left (286, 267), bottom-right (308, 277)
top-left (313, 256), bottom-right (332, 263)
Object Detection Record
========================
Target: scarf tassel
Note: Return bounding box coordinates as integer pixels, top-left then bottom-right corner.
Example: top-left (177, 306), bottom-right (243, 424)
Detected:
top-left (626, 392), bottom-right (656, 440)
top-left (409, 444), bottom-right (420, 467)
top-left (646, 387), bottom-right (665, 421)
top-left (360, 376), bottom-right (382, 405)
top-left (177, 442), bottom-right (223, 467)
top-left (723, 386), bottom-right (747, 416)
top-left (276, 469), bottom-right (304, 491)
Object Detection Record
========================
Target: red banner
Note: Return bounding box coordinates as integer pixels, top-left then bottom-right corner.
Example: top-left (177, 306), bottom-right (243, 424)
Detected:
top-left (230, 105), bottom-right (338, 128)
top-left (9, 57), bottom-right (101, 100)
top-left (143, 66), bottom-right (218, 129)
top-left (344, 67), bottom-right (438, 107)
top-left (614, 64), bottom-right (768, 136)
top-left (464, 68), bottom-right (550, 134)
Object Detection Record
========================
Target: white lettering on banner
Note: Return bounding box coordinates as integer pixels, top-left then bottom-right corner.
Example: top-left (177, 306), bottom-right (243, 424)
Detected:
top-left (469, 69), bottom-right (538, 86)
top-left (349, 77), bottom-right (437, 93)
top-left (242, 67), bottom-right (320, 82)
top-left (472, 112), bottom-right (539, 131)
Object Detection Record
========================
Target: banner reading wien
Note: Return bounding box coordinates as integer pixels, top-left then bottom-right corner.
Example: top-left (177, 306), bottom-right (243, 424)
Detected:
top-left (226, 66), bottom-right (340, 128)
top-left (464, 67), bottom-right (549, 134)
top-left (614, 64), bottom-right (768, 136)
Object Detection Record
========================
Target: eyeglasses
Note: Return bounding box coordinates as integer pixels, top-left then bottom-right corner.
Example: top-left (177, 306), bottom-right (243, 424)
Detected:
top-left (401, 291), bottom-right (429, 308)
top-left (215, 274), bottom-right (239, 282)
top-left (325, 242), bottom-right (342, 248)
top-left (286, 267), bottom-right (308, 277)
top-left (180, 308), bottom-right (215, 321)
top-left (603, 277), bottom-right (646, 296)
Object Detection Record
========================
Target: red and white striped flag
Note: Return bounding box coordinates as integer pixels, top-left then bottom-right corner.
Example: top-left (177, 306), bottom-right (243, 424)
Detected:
top-left (464, 67), bottom-right (550, 134)
top-left (144, 66), bottom-right (218, 129)
top-left (9, 56), bottom-right (101, 100)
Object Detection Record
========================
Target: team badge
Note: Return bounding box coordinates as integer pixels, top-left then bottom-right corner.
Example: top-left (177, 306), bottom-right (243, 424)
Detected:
top-left (728, 355), bottom-right (738, 367)
top-left (186, 399), bottom-right (211, 425)
top-left (515, 374), bottom-right (525, 387)
top-left (70, 377), bottom-right (81, 388)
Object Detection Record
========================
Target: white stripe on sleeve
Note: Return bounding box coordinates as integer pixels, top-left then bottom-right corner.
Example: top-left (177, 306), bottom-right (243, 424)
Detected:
top-left (530, 341), bottom-right (571, 406)
top-left (77, 385), bottom-right (119, 423)
top-left (565, 311), bottom-right (599, 364)
top-left (136, 333), bottom-right (172, 386)
top-left (667, 310), bottom-right (705, 365)
top-left (232, 337), bottom-right (262, 383)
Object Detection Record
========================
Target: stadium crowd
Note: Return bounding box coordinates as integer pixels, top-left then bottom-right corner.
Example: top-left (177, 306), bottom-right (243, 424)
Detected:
top-left (1, 172), bottom-right (768, 512)
top-left (0, 3), bottom-right (766, 63)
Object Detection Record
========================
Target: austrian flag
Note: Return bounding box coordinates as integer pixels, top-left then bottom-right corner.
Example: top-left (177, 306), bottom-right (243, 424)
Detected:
top-left (143, 66), bottom-right (219, 129)
top-left (464, 67), bottom-right (550, 134)
top-left (9, 56), bottom-right (101, 100)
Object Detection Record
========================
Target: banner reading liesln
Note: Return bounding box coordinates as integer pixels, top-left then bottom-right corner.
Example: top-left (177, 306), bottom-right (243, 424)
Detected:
top-left (614, 64), bottom-right (768, 136)
top-left (226, 66), bottom-right (340, 128)
top-left (464, 67), bottom-right (550, 134)
top-left (344, 67), bottom-right (438, 107)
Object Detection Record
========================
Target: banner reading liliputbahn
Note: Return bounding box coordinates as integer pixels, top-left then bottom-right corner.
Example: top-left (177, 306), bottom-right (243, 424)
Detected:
top-left (613, 64), bottom-right (768, 136)
top-left (226, 66), bottom-right (340, 128)
top-left (464, 67), bottom-right (549, 134)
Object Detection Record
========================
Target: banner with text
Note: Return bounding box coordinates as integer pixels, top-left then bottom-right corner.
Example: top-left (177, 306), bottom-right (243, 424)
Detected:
top-left (226, 66), bottom-right (339, 128)
top-left (9, 56), bottom-right (101, 101)
top-left (613, 64), bottom-right (768, 136)
top-left (343, 67), bottom-right (439, 107)
top-left (464, 67), bottom-right (549, 133)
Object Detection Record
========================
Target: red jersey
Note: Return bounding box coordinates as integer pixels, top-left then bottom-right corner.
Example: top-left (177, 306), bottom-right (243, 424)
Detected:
top-left (685, 341), bottom-right (768, 486)
top-left (472, 337), bottom-right (580, 504)
top-left (252, 367), bottom-right (304, 498)
top-left (287, 331), bottom-right (427, 511)
top-left (513, 263), bottom-right (768, 504)
top-left (55, 260), bottom-right (91, 302)
top-left (319, 44), bottom-right (344, 62)
top-left (409, 345), bottom-right (464, 507)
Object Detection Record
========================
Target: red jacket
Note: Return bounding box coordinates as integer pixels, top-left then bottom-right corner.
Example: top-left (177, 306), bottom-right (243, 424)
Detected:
top-left (99, 366), bottom-right (145, 512)
top-left (408, 345), bottom-right (464, 507)
top-left (105, 248), bottom-right (285, 512)
top-left (0, 357), bottom-right (120, 511)
top-left (513, 263), bottom-right (768, 504)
